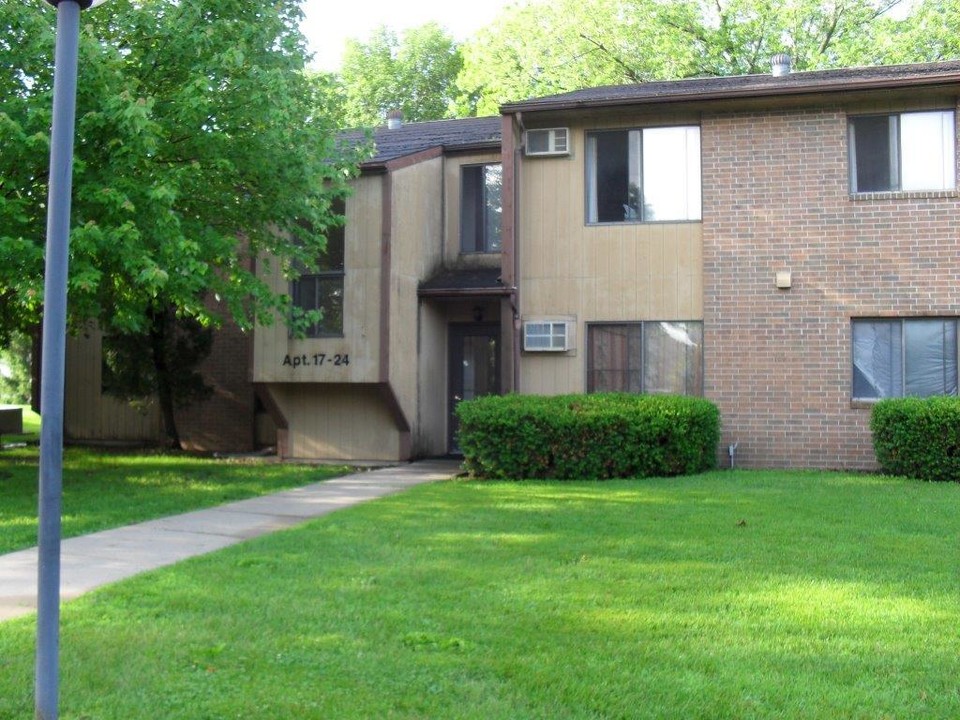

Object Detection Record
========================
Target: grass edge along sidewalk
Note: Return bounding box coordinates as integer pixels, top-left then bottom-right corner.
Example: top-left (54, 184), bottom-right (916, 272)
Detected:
top-left (0, 447), bottom-right (358, 555)
top-left (2, 469), bottom-right (960, 719)
top-left (0, 459), bottom-right (461, 622)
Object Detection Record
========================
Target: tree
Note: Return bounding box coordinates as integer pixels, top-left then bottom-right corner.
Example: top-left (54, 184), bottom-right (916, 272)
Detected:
top-left (102, 312), bottom-right (213, 448)
top-left (456, 0), bottom-right (934, 115)
top-left (0, 0), bottom-right (360, 447)
top-left (338, 22), bottom-right (463, 127)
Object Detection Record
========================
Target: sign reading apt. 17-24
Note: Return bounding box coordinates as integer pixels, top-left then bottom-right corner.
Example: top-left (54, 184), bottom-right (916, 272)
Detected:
top-left (282, 353), bottom-right (350, 369)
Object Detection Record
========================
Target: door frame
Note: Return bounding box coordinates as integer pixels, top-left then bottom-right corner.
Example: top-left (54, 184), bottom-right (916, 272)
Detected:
top-left (448, 323), bottom-right (501, 453)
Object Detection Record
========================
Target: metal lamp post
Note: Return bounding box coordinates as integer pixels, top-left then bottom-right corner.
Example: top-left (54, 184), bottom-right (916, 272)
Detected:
top-left (37, 1), bottom-right (110, 719)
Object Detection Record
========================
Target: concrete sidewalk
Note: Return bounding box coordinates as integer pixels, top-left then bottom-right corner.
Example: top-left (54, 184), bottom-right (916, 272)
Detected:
top-left (0, 458), bottom-right (460, 623)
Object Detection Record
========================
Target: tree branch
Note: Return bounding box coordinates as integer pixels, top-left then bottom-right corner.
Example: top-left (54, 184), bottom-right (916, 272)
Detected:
top-left (578, 33), bottom-right (646, 83)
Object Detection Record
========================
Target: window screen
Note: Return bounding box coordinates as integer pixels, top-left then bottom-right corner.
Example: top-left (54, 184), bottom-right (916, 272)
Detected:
top-left (587, 321), bottom-right (703, 395)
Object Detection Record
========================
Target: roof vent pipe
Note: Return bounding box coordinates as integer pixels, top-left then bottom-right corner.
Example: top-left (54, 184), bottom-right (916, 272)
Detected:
top-left (771, 53), bottom-right (792, 77)
top-left (386, 109), bottom-right (403, 130)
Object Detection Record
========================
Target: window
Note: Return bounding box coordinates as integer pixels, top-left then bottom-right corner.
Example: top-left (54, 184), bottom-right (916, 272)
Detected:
top-left (587, 321), bottom-right (703, 395)
top-left (292, 203), bottom-right (345, 337)
top-left (849, 111), bottom-right (956, 193)
top-left (586, 126), bottom-right (701, 223)
top-left (852, 318), bottom-right (958, 399)
top-left (461, 164), bottom-right (502, 253)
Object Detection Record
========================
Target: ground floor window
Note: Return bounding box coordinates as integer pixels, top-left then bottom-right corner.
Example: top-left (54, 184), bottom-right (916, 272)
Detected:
top-left (587, 321), bottom-right (703, 395)
top-left (852, 318), bottom-right (958, 399)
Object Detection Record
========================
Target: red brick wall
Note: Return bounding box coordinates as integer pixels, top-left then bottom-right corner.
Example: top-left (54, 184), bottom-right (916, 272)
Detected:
top-left (701, 103), bottom-right (960, 469)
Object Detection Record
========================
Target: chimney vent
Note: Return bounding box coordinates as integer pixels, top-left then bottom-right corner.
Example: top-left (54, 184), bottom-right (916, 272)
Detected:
top-left (771, 53), bottom-right (792, 77)
top-left (386, 109), bottom-right (403, 130)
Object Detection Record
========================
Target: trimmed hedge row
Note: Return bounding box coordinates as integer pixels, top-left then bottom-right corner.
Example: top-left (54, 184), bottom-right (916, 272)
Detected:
top-left (456, 393), bottom-right (720, 480)
top-left (871, 397), bottom-right (960, 482)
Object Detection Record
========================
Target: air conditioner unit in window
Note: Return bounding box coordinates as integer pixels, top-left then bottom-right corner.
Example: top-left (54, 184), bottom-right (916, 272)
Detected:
top-left (523, 320), bottom-right (574, 352)
top-left (524, 128), bottom-right (570, 157)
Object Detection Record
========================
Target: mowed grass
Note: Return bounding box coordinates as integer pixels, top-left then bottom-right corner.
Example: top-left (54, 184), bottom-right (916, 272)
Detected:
top-left (0, 446), bottom-right (352, 554)
top-left (2, 470), bottom-right (960, 719)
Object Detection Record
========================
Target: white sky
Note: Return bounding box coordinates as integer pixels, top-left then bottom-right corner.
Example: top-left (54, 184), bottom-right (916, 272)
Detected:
top-left (300, 0), bottom-right (518, 72)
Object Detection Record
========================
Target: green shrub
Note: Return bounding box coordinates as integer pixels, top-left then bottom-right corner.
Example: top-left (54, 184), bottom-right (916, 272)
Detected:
top-left (456, 393), bottom-right (720, 480)
top-left (871, 397), bottom-right (960, 482)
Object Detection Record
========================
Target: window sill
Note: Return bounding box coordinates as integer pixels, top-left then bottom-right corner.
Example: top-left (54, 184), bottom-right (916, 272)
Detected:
top-left (849, 189), bottom-right (958, 202)
top-left (851, 399), bottom-right (879, 410)
top-left (586, 219), bottom-right (702, 227)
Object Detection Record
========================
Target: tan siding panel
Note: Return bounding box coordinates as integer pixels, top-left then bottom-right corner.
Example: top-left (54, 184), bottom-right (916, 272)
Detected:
top-left (518, 122), bottom-right (704, 395)
top-left (271, 383), bottom-right (400, 460)
top-left (253, 176), bottom-right (382, 383)
top-left (64, 329), bottom-right (162, 442)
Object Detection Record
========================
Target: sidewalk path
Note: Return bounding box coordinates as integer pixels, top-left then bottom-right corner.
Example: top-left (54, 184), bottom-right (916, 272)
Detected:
top-left (0, 458), bottom-right (460, 623)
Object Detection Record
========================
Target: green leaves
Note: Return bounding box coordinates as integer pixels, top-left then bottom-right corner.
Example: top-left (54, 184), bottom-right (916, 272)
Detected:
top-left (457, 393), bottom-right (721, 480)
top-left (0, 0), bottom-right (357, 343)
top-left (339, 23), bottom-right (463, 127)
top-left (871, 397), bottom-right (960, 482)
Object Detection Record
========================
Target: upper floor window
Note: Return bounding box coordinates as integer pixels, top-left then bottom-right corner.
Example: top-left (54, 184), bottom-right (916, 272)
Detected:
top-left (587, 321), bottom-right (703, 395)
top-left (852, 318), bottom-right (958, 400)
top-left (460, 164), bottom-right (502, 253)
top-left (292, 201), bottom-right (345, 337)
top-left (849, 111), bottom-right (956, 193)
top-left (586, 127), bottom-right (701, 223)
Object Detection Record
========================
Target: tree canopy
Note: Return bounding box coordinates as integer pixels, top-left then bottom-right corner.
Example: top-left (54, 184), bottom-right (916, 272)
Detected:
top-left (338, 22), bottom-right (463, 127)
top-left (0, 0), bottom-right (359, 443)
top-left (455, 0), bottom-right (925, 115)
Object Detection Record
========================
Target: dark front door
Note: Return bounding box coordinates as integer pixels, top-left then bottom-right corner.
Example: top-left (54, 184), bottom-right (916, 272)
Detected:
top-left (448, 324), bottom-right (500, 453)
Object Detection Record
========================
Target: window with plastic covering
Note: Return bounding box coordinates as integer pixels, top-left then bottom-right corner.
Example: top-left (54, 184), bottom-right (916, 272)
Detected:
top-left (852, 318), bottom-right (959, 400)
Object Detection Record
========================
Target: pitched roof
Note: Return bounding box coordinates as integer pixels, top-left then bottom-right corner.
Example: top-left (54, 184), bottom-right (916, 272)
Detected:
top-left (502, 60), bottom-right (960, 113)
top-left (341, 116), bottom-right (502, 167)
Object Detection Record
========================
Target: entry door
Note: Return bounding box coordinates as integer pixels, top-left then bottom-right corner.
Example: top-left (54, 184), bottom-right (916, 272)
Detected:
top-left (448, 324), bottom-right (500, 453)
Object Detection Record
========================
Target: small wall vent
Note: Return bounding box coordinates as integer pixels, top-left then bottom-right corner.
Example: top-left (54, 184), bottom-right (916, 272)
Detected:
top-left (524, 128), bottom-right (570, 157)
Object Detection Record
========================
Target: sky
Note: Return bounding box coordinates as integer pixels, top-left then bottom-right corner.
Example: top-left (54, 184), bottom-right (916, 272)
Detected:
top-left (299, 0), bottom-right (518, 72)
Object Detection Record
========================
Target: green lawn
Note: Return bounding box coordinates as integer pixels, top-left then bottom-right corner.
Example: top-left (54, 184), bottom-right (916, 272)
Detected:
top-left (0, 446), bottom-right (352, 554)
top-left (2, 470), bottom-right (959, 719)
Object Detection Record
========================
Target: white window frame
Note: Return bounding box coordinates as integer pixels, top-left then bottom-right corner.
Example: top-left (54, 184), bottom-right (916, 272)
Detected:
top-left (585, 126), bottom-right (701, 224)
top-left (852, 318), bottom-right (959, 400)
top-left (586, 321), bottom-right (704, 395)
top-left (460, 163), bottom-right (502, 254)
top-left (848, 110), bottom-right (956, 194)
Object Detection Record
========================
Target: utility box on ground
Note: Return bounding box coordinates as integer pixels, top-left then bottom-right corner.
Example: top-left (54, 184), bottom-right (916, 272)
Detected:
top-left (0, 407), bottom-right (24, 436)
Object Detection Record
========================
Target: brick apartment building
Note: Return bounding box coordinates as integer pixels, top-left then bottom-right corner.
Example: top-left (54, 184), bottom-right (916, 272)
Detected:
top-left (66, 58), bottom-right (960, 469)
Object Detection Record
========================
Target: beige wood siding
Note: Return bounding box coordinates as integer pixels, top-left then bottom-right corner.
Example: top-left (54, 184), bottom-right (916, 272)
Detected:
top-left (253, 175), bottom-right (382, 383)
top-left (269, 383), bottom-right (401, 460)
top-left (415, 301), bottom-right (447, 456)
top-left (389, 158), bottom-right (444, 428)
top-left (63, 327), bottom-right (163, 442)
top-left (518, 120), bottom-right (704, 395)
